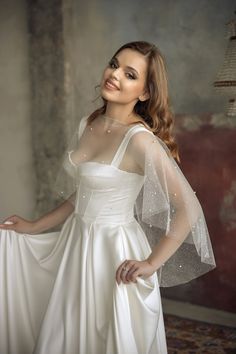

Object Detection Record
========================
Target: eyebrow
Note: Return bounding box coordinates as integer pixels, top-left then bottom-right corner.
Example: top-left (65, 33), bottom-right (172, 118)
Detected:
top-left (113, 56), bottom-right (139, 76)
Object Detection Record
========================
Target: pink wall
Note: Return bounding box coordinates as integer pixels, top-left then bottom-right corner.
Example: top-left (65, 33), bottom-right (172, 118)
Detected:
top-left (161, 113), bottom-right (236, 313)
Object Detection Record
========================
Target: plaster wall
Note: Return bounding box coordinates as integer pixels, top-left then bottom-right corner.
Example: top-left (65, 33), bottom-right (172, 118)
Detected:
top-left (0, 0), bottom-right (35, 220)
top-left (65, 0), bottom-right (236, 124)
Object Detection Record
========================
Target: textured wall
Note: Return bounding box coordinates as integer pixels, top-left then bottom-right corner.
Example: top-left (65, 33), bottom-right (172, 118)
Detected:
top-left (0, 0), bottom-right (36, 220)
top-left (27, 0), bottom-right (67, 217)
top-left (65, 0), bottom-right (236, 121)
top-left (162, 114), bottom-right (236, 312)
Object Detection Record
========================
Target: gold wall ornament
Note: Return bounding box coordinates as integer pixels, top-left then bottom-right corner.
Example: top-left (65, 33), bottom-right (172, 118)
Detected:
top-left (213, 11), bottom-right (236, 116)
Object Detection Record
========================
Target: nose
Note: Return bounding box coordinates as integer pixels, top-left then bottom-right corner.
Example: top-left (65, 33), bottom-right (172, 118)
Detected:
top-left (110, 68), bottom-right (120, 80)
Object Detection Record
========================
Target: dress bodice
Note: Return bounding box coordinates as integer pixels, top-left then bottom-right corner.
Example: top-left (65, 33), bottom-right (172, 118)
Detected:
top-left (73, 161), bottom-right (144, 224)
top-left (64, 119), bottom-right (154, 224)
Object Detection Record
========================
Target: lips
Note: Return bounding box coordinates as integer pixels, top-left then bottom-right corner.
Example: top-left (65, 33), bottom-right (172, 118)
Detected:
top-left (105, 79), bottom-right (120, 90)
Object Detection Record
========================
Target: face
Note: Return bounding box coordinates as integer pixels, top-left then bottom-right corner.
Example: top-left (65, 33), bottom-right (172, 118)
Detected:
top-left (100, 48), bottom-right (150, 105)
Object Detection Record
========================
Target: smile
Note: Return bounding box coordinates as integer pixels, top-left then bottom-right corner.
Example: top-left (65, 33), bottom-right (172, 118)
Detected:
top-left (104, 79), bottom-right (120, 91)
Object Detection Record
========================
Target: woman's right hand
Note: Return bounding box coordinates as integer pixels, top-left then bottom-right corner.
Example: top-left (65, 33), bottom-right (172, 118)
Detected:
top-left (0, 215), bottom-right (36, 235)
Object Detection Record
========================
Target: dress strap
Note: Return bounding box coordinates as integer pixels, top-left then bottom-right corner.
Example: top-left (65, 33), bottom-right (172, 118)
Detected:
top-left (78, 116), bottom-right (89, 139)
top-left (111, 124), bottom-right (153, 167)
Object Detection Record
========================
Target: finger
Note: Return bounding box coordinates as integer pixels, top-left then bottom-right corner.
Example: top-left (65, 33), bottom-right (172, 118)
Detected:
top-left (131, 269), bottom-right (142, 282)
top-left (0, 223), bottom-right (15, 230)
top-left (116, 268), bottom-right (121, 284)
top-left (118, 261), bottom-right (135, 284)
top-left (125, 264), bottom-right (137, 282)
top-left (116, 260), bottom-right (127, 284)
top-left (120, 261), bottom-right (130, 284)
top-left (126, 265), bottom-right (139, 282)
top-left (116, 260), bottom-right (136, 284)
top-left (129, 267), bottom-right (140, 283)
top-left (120, 261), bottom-right (132, 284)
top-left (121, 268), bottom-right (130, 284)
top-left (3, 215), bottom-right (18, 223)
top-left (0, 224), bottom-right (8, 229)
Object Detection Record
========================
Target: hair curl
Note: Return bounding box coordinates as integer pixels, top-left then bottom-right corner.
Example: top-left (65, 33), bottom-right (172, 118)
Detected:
top-left (88, 41), bottom-right (180, 162)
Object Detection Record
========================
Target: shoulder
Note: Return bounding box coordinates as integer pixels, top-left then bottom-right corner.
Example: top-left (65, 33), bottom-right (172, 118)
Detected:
top-left (129, 125), bottom-right (172, 160)
top-left (129, 125), bottom-right (159, 148)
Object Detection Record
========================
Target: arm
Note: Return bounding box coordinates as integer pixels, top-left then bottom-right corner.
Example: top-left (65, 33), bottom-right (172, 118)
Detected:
top-left (116, 132), bottom-right (210, 285)
top-left (0, 196), bottom-right (75, 235)
top-left (32, 198), bottom-right (75, 234)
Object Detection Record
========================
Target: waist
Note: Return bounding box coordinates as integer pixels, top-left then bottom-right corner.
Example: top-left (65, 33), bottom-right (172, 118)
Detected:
top-left (74, 211), bottom-right (136, 225)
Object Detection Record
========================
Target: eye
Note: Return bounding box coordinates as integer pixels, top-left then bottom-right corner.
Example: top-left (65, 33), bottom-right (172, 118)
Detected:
top-left (108, 59), bottom-right (118, 69)
top-left (126, 72), bottom-right (136, 80)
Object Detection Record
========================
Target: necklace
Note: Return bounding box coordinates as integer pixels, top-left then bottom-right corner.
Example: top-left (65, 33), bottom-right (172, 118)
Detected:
top-left (88, 120), bottom-right (113, 133)
top-left (103, 113), bottom-right (144, 133)
top-left (102, 115), bottom-right (125, 133)
top-left (88, 113), bottom-right (143, 134)
top-left (103, 114), bottom-right (129, 126)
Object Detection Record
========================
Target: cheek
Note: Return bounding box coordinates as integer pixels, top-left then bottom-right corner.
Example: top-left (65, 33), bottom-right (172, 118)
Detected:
top-left (122, 81), bottom-right (144, 96)
top-left (102, 68), bottom-right (111, 81)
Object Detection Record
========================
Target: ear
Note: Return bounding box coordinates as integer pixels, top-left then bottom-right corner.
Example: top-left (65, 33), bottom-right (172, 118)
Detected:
top-left (139, 90), bottom-right (150, 102)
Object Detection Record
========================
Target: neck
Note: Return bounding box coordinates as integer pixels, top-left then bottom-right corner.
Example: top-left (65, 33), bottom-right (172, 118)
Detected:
top-left (104, 102), bottom-right (138, 124)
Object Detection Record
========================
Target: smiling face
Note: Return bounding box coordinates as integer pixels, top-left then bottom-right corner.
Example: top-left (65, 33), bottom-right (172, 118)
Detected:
top-left (100, 48), bottom-right (150, 106)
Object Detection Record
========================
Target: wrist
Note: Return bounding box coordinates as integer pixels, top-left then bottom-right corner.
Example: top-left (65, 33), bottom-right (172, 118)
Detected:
top-left (146, 254), bottom-right (166, 271)
top-left (146, 258), bottom-right (158, 272)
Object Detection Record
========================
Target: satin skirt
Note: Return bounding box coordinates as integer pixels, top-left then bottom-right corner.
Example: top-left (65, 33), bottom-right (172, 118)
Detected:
top-left (0, 212), bottom-right (167, 354)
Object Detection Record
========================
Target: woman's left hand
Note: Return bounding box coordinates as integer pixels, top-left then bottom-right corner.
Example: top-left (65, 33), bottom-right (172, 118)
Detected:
top-left (116, 259), bottom-right (156, 285)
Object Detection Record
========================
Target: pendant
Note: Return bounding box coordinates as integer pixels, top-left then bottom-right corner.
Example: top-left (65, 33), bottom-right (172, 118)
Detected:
top-left (89, 125), bottom-right (111, 133)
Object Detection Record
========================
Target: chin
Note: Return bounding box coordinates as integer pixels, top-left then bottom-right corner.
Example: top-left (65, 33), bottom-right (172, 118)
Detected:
top-left (100, 88), bottom-right (118, 101)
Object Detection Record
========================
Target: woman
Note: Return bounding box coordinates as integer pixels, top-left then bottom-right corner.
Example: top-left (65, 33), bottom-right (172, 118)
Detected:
top-left (0, 41), bottom-right (216, 354)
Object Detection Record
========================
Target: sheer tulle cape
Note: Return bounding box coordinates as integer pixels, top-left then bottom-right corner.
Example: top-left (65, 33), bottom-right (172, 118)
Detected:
top-left (54, 115), bottom-right (216, 287)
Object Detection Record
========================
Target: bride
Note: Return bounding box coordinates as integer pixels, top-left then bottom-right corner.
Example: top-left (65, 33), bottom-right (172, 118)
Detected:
top-left (0, 41), bottom-right (216, 354)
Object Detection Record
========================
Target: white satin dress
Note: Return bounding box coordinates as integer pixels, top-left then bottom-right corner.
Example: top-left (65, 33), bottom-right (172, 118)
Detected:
top-left (0, 124), bottom-right (168, 354)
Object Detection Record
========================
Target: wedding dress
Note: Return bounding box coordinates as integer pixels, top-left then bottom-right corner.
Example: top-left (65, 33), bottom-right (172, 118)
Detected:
top-left (0, 114), bottom-right (216, 354)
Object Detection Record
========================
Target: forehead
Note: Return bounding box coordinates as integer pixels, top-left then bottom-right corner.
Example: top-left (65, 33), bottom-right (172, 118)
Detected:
top-left (115, 48), bottom-right (148, 76)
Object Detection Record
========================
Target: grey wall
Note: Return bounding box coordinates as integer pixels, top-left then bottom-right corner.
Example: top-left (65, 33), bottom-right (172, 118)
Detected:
top-left (27, 0), bottom-right (67, 217)
top-left (0, 0), bottom-right (36, 220)
top-left (66, 0), bottom-right (235, 123)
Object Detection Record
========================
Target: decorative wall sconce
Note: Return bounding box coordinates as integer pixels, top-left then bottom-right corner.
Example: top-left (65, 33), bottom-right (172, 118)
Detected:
top-left (213, 11), bottom-right (236, 116)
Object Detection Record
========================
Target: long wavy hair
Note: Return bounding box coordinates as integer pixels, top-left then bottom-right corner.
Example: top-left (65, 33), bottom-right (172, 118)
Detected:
top-left (88, 41), bottom-right (180, 162)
